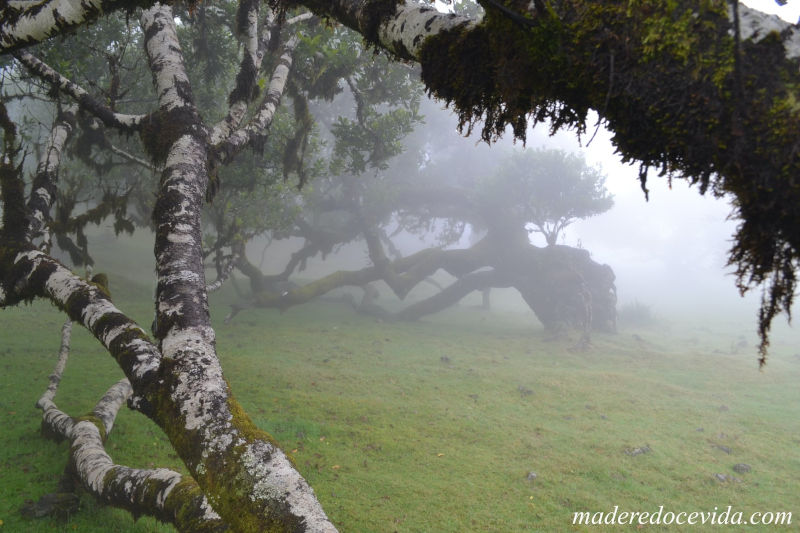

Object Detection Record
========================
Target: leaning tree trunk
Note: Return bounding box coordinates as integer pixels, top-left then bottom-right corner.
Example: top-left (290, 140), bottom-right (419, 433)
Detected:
top-left (1, 3), bottom-right (337, 530)
top-left (237, 224), bottom-right (616, 335)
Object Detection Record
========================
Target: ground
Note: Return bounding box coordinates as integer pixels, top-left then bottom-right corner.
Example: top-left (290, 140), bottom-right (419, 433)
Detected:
top-left (1, 232), bottom-right (800, 532)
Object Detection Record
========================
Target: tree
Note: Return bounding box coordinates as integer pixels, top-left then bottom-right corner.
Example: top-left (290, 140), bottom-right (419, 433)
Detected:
top-left (277, 0), bottom-right (800, 361)
top-left (2, 0), bottom-right (800, 530)
top-left (2, 3), bottom-right (341, 530)
top-left (225, 116), bottom-right (617, 334)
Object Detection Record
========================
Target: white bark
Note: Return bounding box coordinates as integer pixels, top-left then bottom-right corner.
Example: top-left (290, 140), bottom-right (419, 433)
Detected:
top-left (296, 0), bottom-right (800, 64)
top-left (26, 106), bottom-right (76, 247)
top-left (0, 0), bottom-right (158, 53)
top-left (206, 253), bottom-right (239, 293)
top-left (34, 336), bottom-right (224, 531)
top-left (142, 4), bottom-right (195, 112)
top-left (214, 35), bottom-right (298, 163)
top-left (37, 320), bottom-right (72, 411)
top-left (379, 4), bottom-right (475, 57)
top-left (737, 4), bottom-right (800, 58)
top-left (140, 5), bottom-right (337, 529)
top-left (210, 8), bottom-right (278, 146)
top-left (110, 143), bottom-right (159, 172)
top-left (8, 250), bottom-right (162, 381)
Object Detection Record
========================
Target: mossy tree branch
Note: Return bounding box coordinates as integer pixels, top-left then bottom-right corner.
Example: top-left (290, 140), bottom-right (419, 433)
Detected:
top-left (140, 6), bottom-right (336, 530)
top-left (33, 320), bottom-right (226, 531)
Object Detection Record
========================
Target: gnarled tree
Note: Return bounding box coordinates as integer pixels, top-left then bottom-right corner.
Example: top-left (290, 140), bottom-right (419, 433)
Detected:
top-left (229, 142), bottom-right (618, 335)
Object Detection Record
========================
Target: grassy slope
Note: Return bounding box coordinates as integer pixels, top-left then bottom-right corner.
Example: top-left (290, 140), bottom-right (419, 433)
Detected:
top-left (1, 263), bottom-right (799, 532)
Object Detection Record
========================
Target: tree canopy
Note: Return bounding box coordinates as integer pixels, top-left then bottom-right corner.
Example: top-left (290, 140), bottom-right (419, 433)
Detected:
top-left (478, 148), bottom-right (613, 245)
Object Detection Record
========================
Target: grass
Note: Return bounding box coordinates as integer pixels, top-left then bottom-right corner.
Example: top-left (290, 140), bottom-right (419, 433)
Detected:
top-left (2, 267), bottom-right (800, 531)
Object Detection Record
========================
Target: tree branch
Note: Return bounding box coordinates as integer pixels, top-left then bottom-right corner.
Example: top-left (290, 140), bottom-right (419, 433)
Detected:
top-left (209, 0), bottom-right (270, 145)
top-left (0, 0), bottom-right (161, 54)
top-left (206, 253), bottom-right (239, 293)
top-left (110, 143), bottom-right (159, 172)
top-left (34, 322), bottom-right (226, 531)
top-left (296, 0), bottom-right (475, 60)
top-left (0, 249), bottom-right (162, 384)
top-left (26, 105), bottom-right (77, 248)
top-left (141, 6), bottom-right (336, 529)
top-left (212, 34), bottom-right (299, 164)
top-left (13, 51), bottom-right (145, 131)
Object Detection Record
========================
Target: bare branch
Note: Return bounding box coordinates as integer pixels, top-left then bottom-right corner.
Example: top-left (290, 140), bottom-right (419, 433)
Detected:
top-left (285, 12), bottom-right (314, 26)
top-left (206, 253), bottom-right (239, 293)
top-left (13, 51), bottom-right (146, 131)
top-left (110, 143), bottom-right (158, 172)
top-left (37, 320), bottom-right (72, 412)
top-left (209, 0), bottom-right (268, 145)
top-left (213, 34), bottom-right (299, 164)
top-left (0, 249), bottom-right (162, 383)
top-left (34, 326), bottom-right (225, 530)
top-left (298, 0), bottom-right (475, 60)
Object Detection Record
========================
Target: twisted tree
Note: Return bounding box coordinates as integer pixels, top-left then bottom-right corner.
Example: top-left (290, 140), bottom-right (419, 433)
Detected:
top-left (229, 144), bottom-right (618, 335)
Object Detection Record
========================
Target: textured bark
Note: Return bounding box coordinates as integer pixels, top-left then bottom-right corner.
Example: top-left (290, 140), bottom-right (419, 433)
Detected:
top-left (139, 6), bottom-right (335, 530)
top-left (1, 4), bottom-right (337, 529)
top-left (293, 0), bottom-right (799, 64)
top-left (34, 323), bottom-right (226, 531)
top-left (0, 0), bottom-right (162, 54)
top-left (0, 249), bottom-right (162, 382)
top-left (295, 0), bottom-right (475, 60)
top-left (209, 2), bottom-right (270, 146)
top-left (213, 34), bottom-right (299, 164)
top-left (25, 106), bottom-right (76, 248)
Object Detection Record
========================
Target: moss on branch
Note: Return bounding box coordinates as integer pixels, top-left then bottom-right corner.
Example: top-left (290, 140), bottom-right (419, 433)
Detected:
top-left (418, 0), bottom-right (800, 360)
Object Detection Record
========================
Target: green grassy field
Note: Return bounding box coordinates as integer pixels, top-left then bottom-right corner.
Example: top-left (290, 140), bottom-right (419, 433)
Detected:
top-left (2, 267), bottom-right (800, 532)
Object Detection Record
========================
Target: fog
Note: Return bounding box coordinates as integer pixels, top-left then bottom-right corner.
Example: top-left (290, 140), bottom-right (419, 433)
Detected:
top-left (73, 0), bottom-right (800, 355)
top-left (549, 121), bottom-right (754, 320)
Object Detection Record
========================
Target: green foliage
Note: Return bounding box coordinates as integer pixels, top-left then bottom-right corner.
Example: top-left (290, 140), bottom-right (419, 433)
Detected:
top-left (324, 37), bottom-right (424, 176)
top-left (476, 148), bottom-right (612, 242)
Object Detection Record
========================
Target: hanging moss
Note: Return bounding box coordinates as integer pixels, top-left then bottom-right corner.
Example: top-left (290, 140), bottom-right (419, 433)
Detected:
top-left (418, 0), bottom-right (800, 362)
top-left (138, 106), bottom-right (203, 166)
top-left (228, 53), bottom-right (260, 106)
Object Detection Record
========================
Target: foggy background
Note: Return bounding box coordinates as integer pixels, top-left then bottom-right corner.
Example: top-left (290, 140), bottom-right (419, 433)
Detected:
top-left (77, 0), bottom-right (800, 353)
